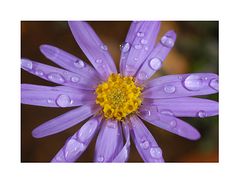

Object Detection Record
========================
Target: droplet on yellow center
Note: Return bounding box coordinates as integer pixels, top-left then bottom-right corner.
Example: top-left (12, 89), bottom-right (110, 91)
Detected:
top-left (95, 73), bottom-right (142, 121)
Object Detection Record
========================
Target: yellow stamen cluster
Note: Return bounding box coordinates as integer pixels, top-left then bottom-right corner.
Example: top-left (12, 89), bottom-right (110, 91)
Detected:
top-left (95, 74), bottom-right (142, 121)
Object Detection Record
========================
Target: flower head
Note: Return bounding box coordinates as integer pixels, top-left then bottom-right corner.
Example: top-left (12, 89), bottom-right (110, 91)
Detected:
top-left (21, 21), bottom-right (219, 162)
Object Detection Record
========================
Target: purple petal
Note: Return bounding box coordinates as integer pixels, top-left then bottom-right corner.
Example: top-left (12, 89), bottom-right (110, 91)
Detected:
top-left (51, 115), bottom-right (102, 162)
top-left (21, 84), bottom-right (95, 107)
top-left (21, 58), bottom-right (99, 90)
top-left (112, 123), bottom-right (130, 162)
top-left (94, 119), bottom-right (123, 162)
top-left (142, 97), bottom-right (218, 117)
top-left (122, 21), bottom-right (161, 76)
top-left (136, 30), bottom-right (176, 83)
top-left (139, 111), bottom-right (201, 140)
top-left (129, 115), bottom-right (164, 162)
top-left (143, 73), bottom-right (219, 98)
top-left (40, 44), bottom-right (102, 81)
top-left (32, 104), bottom-right (100, 138)
top-left (68, 21), bottom-right (117, 80)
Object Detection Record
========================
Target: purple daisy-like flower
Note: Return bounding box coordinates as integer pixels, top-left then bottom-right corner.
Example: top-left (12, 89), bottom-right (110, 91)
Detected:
top-left (21, 21), bottom-right (219, 162)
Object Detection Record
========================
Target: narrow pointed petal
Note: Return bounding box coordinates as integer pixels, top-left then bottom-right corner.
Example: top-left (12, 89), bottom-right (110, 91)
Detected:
top-left (143, 73), bottom-right (219, 98)
top-left (136, 30), bottom-right (176, 83)
top-left (32, 104), bottom-right (100, 138)
top-left (94, 120), bottom-right (123, 162)
top-left (51, 115), bottom-right (102, 162)
top-left (122, 21), bottom-right (161, 76)
top-left (142, 97), bottom-right (219, 117)
top-left (68, 21), bottom-right (117, 80)
top-left (112, 123), bottom-right (130, 162)
top-left (129, 115), bottom-right (164, 162)
top-left (21, 58), bottom-right (99, 90)
top-left (21, 84), bottom-right (95, 107)
top-left (139, 111), bottom-right (201, 140)
top-left (40, 44), bottom-right (101, 81)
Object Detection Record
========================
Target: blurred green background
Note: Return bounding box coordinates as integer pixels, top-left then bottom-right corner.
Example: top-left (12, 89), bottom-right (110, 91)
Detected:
top-left (21, 21), bottom-right (218, 162)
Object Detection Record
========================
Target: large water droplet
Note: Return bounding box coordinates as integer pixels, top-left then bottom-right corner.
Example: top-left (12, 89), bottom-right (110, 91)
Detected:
top-left (183, 74), bottom-right (204, 91)
top-left (97, 156), bottom-right (104, 162)
top-left (137, 32), bottom-right (144, 37)
top-left (141, 109), bottom-right (151, 117)
top-left (140, 39), bottom-right (148, 45)
top-left (74, 59), bottom-right (85, 68)
top-left (163, 85), bottom-right (176, 94)
top-left (21, 59), bottom-right (33, 70)
top-left (47, 73), bottom-right (65, 84)
top-left (95, 59), bottom-right (103, 64)
top-left (197, 110), bottom-right (206, 118)
top-left (35, 70), bottom-right (44, 76)
top-left (209, 78), bottom-right (219, 91)
top-left (137, 72), bottom-right (148, 80)
top-left (134, 44), bottom-right (142, 49)
top-left (161, 35), bottom-right (175, 48)
top-left (140, 137), bottom-right (150, 150)
top-left (78, 121), bottom-right (98, 142)
top-left (150, 147), bottom-right (162, 159)
top-left (149, 58), bottom-right (162, 70)
top-left (100, 44), bottom-right (108, 51)
top-left (56, 94), bottom-right (72, 107)
top-left (64, 139), bottom-right (82, 161)
top-left (120, 42), bottom-right (130, 53)
top-left (71, 76), bottom-right (80, 83)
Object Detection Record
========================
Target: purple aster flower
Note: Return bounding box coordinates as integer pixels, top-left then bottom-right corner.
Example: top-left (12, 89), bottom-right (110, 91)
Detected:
top-left (21, 21), bottom-right (219, 162)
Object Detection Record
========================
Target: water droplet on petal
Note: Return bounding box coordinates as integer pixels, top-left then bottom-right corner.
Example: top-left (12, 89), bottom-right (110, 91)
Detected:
top-left (64, 139), bottom-right (82, 161)
top-left (134, 44), bottom-right (142, 49)
top-left (56, 94), bottom-right (72, 107)
top-left (150, 147), bottom-right (162, 159)
top-left (140, 138), bottom-right (150, 150)
top-left (161, 35), bottom-right (175, 48)
top-left (137, 72), bottom-right (148, 80)
top-left (197, 110), bottom-right (206, 118)
top-left (140, 39), bottom-right (148, 44)
top-left (100, 44), bottom-right (108, 51)
top-left (141, 109), bottom-right (151, 117)
top-left (47, 73), bottom-right (65, 84)
top-left (163, 85), bottom-right (176, 94)
top-left (209, 78), bottom-right (219, 91)
top-left (71, 76), bottom-right (80, 83)
top-left (97, 156), bottom-right (104, 162)
top-left (160, 110), bottom-right (174, 116)
top-left (35, 70), bottom-right (44, 76)
top-left (21, 59), bottom-right (33, 70)
top-left (120, 42), bottom-right (130, 53)
top-left (149, 58), bottom-right (162, 70)
top-left (107, 121), bottom-right (117, 129)
top-left (78, 121), bottom-right (98, 142)
top-left (95, 59), bottom-right (103, 64)
top-left (74, 59), bottom-right (85, 68)
top-left (183, 74), bottom-right (204, 91)
top-left (137, 32), bottom-right (144, 37)
top-left (169, 120), bottom-right (177, 128)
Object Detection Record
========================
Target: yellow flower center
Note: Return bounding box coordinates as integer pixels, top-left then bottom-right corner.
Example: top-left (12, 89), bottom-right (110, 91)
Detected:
top-left (95, 74), bottom-right (142, 121)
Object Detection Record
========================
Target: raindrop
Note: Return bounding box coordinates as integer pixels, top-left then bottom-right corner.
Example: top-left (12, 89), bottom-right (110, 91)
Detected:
top-left (97, 156), bottom-right (104, 162)
top-left (56, 94), bottom-right (72, 107)
top-left (120, 42), bottom-right (130, 53)
top-left (74, 59), bottom-right (85, 68)
top-left (150, 147), bottom-right (162, 159)
top-left (78, 121), bottom-right (98, 142)
top-left (47, 73), bottom-right (65, 84)
top-left (183, 74), bottom-right (204, 91)
top-left (35, 70), bottom-right (44, 76)
top-left (95, 59), bottom-right (103, 64)
top-left (134, 44), bottom-right (142, 49)
top-left (64, 139), bottom-right (82, 161)
top-left (78, 142), bottom-right (87, 151)
top-left (197, 110), bottom-right (206, 118)
top-left (137, 72), bottom-right (148, 81)
top-left (71, 76), bottom-right (80, 83)
top-left (209, 78), bottom-right (219, 91)
top-left (140, 138), bottom-right (150, 150)
top-left (161, 35), bottom-right (175, 48)
top-left (149, 57), bottom-right (162, 70)
top-left (169, 120), bottom-right (177, 128)
top-left (100, 44), bottom-right (108, 51)
top-left (163, 85), bottom-right (176, 94)
top-left (160, 110), bottom-right (174, 116)
top-left (137, 32), bottom-right (144, 37)
top-left (141, 109), bottom-right (151, 117)
top-left (140, 39), bottom-right (148, 45)
top-left (21, 59), bottom-right (33, 70)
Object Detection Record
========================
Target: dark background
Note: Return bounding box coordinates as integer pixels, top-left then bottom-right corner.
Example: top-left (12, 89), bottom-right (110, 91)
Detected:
top-left (21, 21), bottom-right (219, 162)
